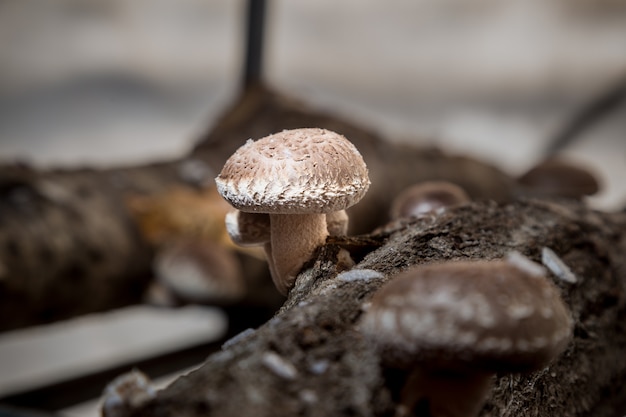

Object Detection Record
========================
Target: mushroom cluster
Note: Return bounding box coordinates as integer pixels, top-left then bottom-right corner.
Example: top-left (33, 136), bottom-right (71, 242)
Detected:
top-left (359, 253), bottom-right (572, 417)
top-left (216, 128), bottom-right (370, 295)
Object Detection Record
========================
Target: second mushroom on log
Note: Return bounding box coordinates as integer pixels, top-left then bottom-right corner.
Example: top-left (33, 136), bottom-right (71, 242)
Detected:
top-left (359, 253), bottom-right (573, 417)
top-left (215, 128), bottom-right (370, 295)
top-left (389, 180), bottom-right (471, 220)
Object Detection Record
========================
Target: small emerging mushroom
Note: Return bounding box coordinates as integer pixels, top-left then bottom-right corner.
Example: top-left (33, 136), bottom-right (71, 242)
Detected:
top-left (390, 181), bottom-right (470, 219)
top-left (359, 254), bottom-right (572, 417)
top-left (516, 158), bottom-right (600, 199)
top-left (154, 239), bottom-right (245, 305)
top-left (216, 128), bottom-right (370, 295)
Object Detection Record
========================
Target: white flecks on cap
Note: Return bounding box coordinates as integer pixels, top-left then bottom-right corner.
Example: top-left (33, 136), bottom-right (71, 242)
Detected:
top-left (379, 309), bottom-right (398, 333)
top-left (478, 337), bottom-right (514, 352)
top-left (506, 304), bottom-right (535, 320)
top-left (215, 128), bottom-right (370, 214)
top-left (359, 259), bottom-right (573, 371)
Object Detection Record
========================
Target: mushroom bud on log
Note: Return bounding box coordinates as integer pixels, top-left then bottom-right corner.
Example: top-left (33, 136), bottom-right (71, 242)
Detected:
top-left (390, 181), bottom-right (470, 220)
top-left (153, 239), bottom-right (245, 305)
top-left (359, 253), bottom-right (573, 417)
top-left (216, 128), bottom-right (370, 295)
top-left (516, 158), bottom-right (600, 200)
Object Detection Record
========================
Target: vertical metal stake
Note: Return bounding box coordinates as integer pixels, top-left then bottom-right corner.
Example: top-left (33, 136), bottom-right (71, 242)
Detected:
top-left (243, 0), bottom-right (267, 89)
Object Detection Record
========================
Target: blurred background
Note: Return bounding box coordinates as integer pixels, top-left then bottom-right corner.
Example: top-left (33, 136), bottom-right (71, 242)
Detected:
top-left (1, 0), bottom-right (625, 205)
top-left (0, 0), bottom-right (625, 415)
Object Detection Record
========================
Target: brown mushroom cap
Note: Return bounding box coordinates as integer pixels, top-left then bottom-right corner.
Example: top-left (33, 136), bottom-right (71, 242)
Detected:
top-left (360, 256), bottom-right (572, 373)
top-left (390, 181), bottom-right (470, 219)
top-left (215, 128), bottom-right (370, 214)
top-left (517, 158), bottom-right (600, 198)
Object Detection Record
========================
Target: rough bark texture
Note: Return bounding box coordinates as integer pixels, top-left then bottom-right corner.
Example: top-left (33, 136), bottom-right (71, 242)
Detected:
top-left (0, 84), bottom-right (521, 330)
top-left (121, 199), bottom-right (626, 417)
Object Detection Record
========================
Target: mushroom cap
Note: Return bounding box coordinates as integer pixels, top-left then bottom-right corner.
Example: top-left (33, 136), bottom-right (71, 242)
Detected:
top-left (359, 256), bottom-right (572, 373)
top-left (390, 181), bottom-right (470, 219)
top-left (517, 158), bottom-right (600, 198)
top-left (215, 128), bottom-right (370, 214)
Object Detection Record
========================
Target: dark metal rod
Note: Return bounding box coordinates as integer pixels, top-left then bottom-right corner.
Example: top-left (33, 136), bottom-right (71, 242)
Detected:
top-left (243, 0), bottom-right (267, 88)
top-left (544, 76), bottom-right (626, 157)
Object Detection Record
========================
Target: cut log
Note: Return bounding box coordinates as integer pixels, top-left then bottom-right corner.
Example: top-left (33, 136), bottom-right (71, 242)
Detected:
top-left (110, 200), bottom-right (626, 417)
top-left (0, 162), bottom-right (280, 331)
top-left (0, 165), bottom-right (154, 330)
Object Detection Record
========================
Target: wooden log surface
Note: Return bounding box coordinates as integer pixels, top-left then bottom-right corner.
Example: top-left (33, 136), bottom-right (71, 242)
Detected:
top-left (108, 199), bottom-right (626, 417)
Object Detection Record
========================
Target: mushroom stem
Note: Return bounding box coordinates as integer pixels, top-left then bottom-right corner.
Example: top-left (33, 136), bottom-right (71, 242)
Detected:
top-left (399, 367), bottom-right (493, 417)
top-left (269, 213), bottom-right (328, 295)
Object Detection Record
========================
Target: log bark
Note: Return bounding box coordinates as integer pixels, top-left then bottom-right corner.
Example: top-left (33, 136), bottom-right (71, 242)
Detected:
top-left (115, 199), bottom-right (626, 417)
top-left (0, 84), bottom-right (520, 330)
